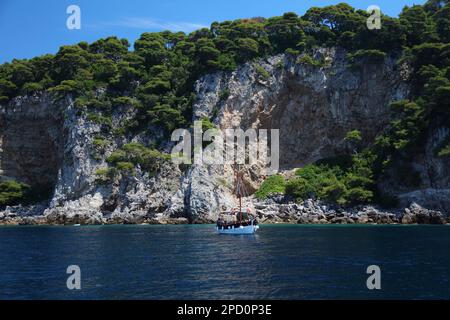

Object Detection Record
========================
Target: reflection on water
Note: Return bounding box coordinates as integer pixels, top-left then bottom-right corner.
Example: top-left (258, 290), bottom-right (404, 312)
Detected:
top-left (0, 224), bottom-right (449, 299)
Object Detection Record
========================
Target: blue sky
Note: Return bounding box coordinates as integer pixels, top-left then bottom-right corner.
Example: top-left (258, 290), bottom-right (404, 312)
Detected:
top-left (0, 0), bottom-right (426, 63)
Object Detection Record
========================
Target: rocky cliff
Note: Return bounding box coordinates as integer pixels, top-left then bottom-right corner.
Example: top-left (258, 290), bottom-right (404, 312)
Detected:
top-left (1, 48), bottom-right (449, 225)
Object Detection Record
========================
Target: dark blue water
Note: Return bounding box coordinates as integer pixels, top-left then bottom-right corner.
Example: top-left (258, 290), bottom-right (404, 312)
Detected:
top-left (0, 224), bottom-right (449, 300)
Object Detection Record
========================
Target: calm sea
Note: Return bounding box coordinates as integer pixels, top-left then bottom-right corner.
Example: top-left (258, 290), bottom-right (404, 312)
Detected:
top-left (0, 224), bottom-right (449, 300)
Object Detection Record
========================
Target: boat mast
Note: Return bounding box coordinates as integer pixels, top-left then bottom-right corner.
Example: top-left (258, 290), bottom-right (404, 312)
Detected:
top-left (235, 166), bottom-right (243, 223)
top-left (239, 193), bottom-right (242, 223)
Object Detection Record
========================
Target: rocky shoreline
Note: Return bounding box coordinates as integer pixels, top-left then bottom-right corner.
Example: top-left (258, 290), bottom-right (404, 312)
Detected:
top-left (256, 199), bottom-right (449, 225)
top-left (1, 199), bottom-right (448, 226)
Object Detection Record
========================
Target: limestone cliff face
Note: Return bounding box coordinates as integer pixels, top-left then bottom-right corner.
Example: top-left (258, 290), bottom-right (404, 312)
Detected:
top-left (182, 48), bottom-right (449, 220)
top-left (185, 48), bottom-right (409, 222)
top-left (0, 94), bottom-right (185, 224)
top-left (195, 48), bottom-right (408, 167)
top-left (1, 48), bottom-right (449, 224)
top-left (0, 94), bottom-right (64, 187)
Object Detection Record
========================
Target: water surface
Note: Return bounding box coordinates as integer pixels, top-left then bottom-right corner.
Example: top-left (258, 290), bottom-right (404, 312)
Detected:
top-left (0, 224), bottom-right (449, 299)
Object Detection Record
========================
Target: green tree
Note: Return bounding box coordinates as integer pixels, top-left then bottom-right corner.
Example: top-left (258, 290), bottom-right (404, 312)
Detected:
top-left (10, 61), bottom-right (34, 87)
top-left (0, 79), bottom-right (17, 102)
top-left (89, 36), bottom-right (129, 60)
top-left (400, 5), bottom-right (439, 47)
top-left (236, 38), bottom-right (260, 62)
top-left (134, 33), bottom-right (167, 67)
top-left (52, 45), bottom-right (89, 81)
top-left (433, 2), bottom-right (450, 42)
top-left (92, 59), bottom-right (118, 82)
top-left (265, 13), bottom-right (305, 52)
top-left (255, 175), bottom-right (287, 200)
top-left (0, 180), bottom-right (31, 207)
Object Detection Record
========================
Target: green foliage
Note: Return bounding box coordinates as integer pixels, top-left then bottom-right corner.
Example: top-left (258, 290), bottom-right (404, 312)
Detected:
top-left (116, 161), bottom-right (135, 173)
top-left (92, 59), bottom-right (118, 83)
top-left (198, 117), bottom-right (217, 148)
top-left (285, 48), bottom-right (301, 56)
top-left (254, 64), bottom-right (270, 79)
top-left (438, 143), bottom-right (450, 157)
top-left (111, 96), bottom-right (141, 108)
top-left (344, 130), bottom-right (363, 153)
top-left (106, 149), bottom-right (127, 164)
top-left (0, 79), bottom-right (17, 101)
top-left (433, 2), bottom-right (450, 42)
top-left (106, 142), bottom-right (170, 176)
top-left (236, 38), bottom-right (260, 61)
top-left (142, 79), bottom-right (171, 94)
top-left (91, 137), bottom-right (109, 160)
top-left (95, 168), bottom-right (111, 176)
top-left (365, 14), bottom-right (449, 190)
top-left (201, 117), bottom-right (216, 131)
top-left (22, 82), bottom-right (43, 93)
top-left (9, 61), bottom-right (34, 87)
top-left (93, 138), bottom-right (108, 148)
top-left (345, 130), bottom-right (362, 142)
top-left (347, 49), bottom-right (386, 66)
top-left (0, 180), bottom-right (53, 207)
top-left (266, 13), bottom-right (306, 52)
top-left (0, 180), bottom-right (30, 207)
top-left (399, 5), bottom-right (439, 47)
top-left (285, 152), bottom-right (374, 206)
top-left (87, 112), bottom-right (113, 127)
top-left (286, 164), bottom-right (347, 204)
top-left (297, 54), bottom-right (321, 66)
top-left (285, 177), bottom-right (317, 202)
top-left (255, 175), bottom-right (286, 199)
top-left (147, 104), bottom-right (186, 132)
top-left (433, 135), bottom-right (450, 157)
top-left (388, 100), bottom-right (426, 151)
top-left (47, 80), bottom-right (78, 94)
top-left (218, 89), bottom-right (230, 102)
top-left (94, 168), bottom-right (117, 183)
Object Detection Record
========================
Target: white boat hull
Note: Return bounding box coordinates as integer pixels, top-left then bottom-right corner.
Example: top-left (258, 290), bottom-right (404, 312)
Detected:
top-left (215, 224), bottom-right (259, 235)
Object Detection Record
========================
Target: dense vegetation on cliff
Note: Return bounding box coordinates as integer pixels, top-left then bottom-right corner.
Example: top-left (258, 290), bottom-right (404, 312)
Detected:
top-left (0, 0), bottom-right (449, 208)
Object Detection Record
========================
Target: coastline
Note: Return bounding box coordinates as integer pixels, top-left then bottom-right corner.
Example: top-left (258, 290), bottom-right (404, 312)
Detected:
top-left (1, 200), bottom-right (448, 226)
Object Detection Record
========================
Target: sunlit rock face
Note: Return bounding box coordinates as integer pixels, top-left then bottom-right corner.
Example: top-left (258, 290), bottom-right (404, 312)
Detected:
top-left (186, 48), bottom-right (410, 221)
top-left (191, 49), bottom-right (450, 216)
top-left (194, 48), bottom-right (408, 169)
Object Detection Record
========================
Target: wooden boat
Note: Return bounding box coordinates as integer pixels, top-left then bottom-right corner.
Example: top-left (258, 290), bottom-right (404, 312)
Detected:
top-left (216, 167), bottom-right (259, 235)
